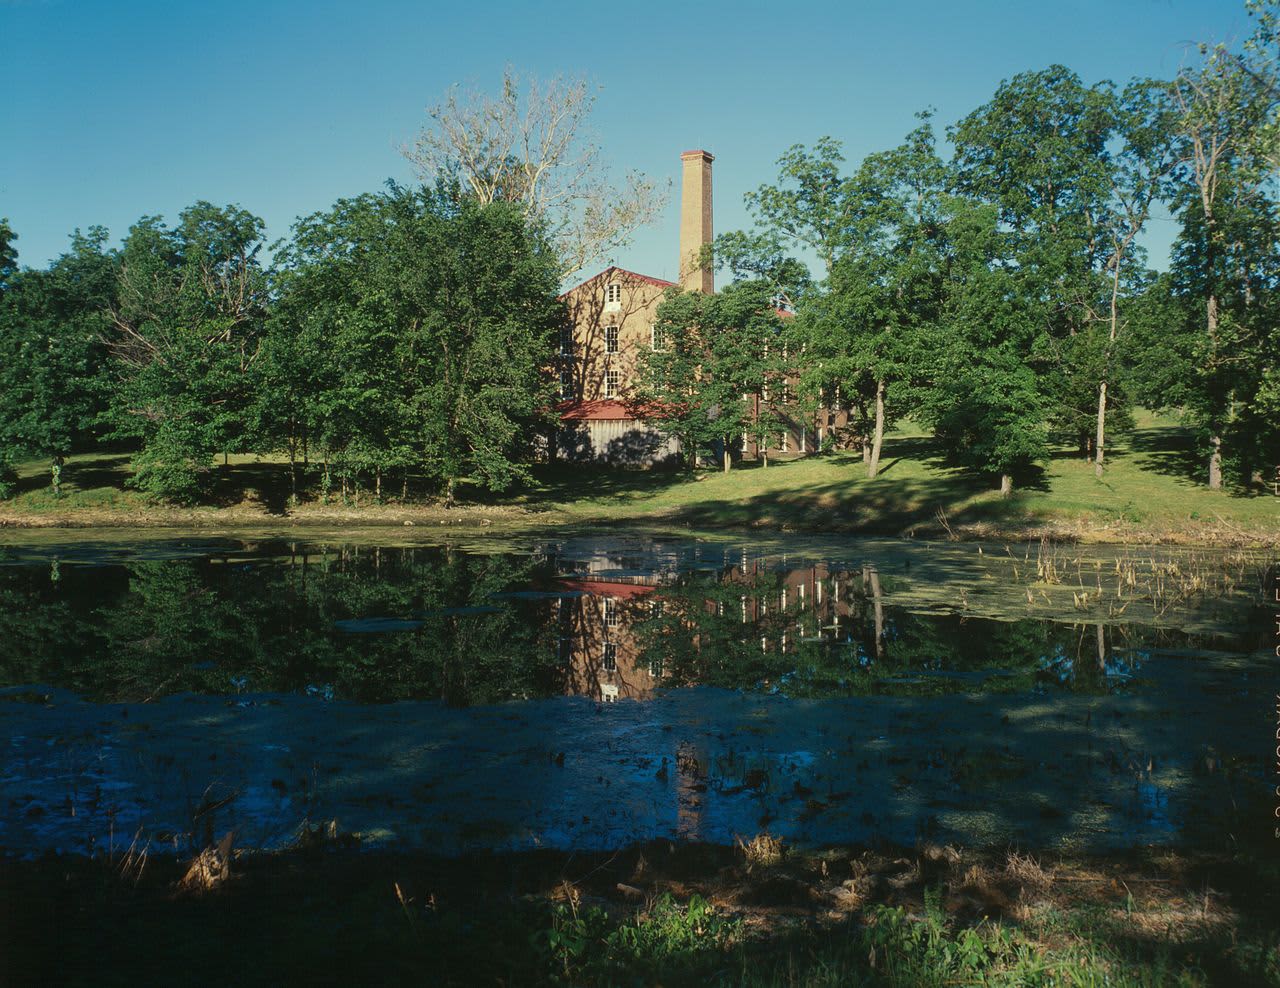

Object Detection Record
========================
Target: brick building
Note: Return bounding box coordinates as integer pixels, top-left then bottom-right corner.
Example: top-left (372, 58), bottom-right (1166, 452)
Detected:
top-left (555, 150), bottom-right (845, 466)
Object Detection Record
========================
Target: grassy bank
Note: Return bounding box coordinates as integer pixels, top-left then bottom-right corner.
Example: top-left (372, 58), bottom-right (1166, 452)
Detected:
top-left (2, 413), bottom-right (1276, 545)
top-left (4, 838), bottom-right (1277, 986)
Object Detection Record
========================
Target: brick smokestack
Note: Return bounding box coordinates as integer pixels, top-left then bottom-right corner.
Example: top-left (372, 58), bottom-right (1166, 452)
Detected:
top-left (679, 149), bottom-right (714, 294)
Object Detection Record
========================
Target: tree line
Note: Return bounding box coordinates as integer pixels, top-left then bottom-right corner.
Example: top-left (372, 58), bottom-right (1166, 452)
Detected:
top-left (639, 7), bottom-right (1279, 493)
top-left (0, 6), bottom-right (1276, 503)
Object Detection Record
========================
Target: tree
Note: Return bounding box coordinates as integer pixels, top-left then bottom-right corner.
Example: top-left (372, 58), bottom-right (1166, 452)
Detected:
top-left (0, 219), bottom-right (18, 496)
top-left (952, 66), bottom-right (1116, 475)
top-left (634, 282), bottom-right (787, 471)
top-left (108, 203), bottom-right (268, 502)
top-left (1091, 81), bottom-right (1184, 478)
top-left (1170, 27), bottom-right (1278, 488)
top-left (267, 184), bottom-right (564, 504)
top-left (924, 200), bottom-right (1050, 495)
top-left (0, 228), bottom-right (117, 496)
top-left (799, 116), bottom-right (949, 478)
top-left (403, 67), bottom-right (666, 281)
top-left (0, 219), bottom-right (16, 294)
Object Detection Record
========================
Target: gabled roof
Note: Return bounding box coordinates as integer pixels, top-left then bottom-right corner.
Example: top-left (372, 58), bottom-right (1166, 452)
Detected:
top-left (559, 265), bottom-right (677, 300)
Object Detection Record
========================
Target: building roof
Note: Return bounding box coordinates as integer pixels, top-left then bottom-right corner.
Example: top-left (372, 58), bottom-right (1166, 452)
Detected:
top-left (556, 399), bottom-right (636, 422)
top-left (559, 265), bottom-right (677, 300)
top-left (557, 578), bottom-right (657, 600)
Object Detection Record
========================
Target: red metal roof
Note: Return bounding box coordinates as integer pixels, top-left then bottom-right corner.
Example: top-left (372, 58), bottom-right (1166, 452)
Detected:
top-left (556, 398), bottom-right (680, 422)
top-left (556, 400), bottom-right (636, 422)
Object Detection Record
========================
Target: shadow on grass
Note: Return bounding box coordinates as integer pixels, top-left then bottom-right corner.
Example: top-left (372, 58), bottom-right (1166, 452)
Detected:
top-left (659, 436), bottom-right (1049, 534)
top-left (1127, 423), bottom-right (1206, 487)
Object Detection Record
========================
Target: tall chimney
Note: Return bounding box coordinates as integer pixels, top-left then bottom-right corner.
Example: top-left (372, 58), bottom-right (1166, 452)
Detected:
top-left (678, 149), bottom-right (714, 294)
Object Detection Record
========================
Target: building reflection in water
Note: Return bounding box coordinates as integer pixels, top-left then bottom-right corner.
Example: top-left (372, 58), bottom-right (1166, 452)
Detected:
top-left (545, 546), bottom-right (888, 704)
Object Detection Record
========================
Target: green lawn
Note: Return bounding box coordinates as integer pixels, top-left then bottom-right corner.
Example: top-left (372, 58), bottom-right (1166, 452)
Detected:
top-left (522, 411), bottom-right (1278, 542)
top-left (3, 413), bottom-right (1277, 543)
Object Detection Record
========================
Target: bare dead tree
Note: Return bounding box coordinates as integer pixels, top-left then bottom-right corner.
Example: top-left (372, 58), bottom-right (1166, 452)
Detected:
top-left (402, 67), bottom-right (668, 281)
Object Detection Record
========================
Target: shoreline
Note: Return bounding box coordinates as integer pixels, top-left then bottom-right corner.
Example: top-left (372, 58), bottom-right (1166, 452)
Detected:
top-left (1, 500), bottom-right (1276, 549)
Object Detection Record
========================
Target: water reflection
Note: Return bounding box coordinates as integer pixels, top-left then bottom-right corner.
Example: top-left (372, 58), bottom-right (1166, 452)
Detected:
top-left (0, 539), bottom-right (1264, 705)
top-left (0, 536), bottom-right (1270, 857)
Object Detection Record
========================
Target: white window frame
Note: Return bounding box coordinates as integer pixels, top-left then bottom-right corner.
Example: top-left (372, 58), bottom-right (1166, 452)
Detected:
top-left (604, 369), bottom-right (620, 398)
top-left (603, 641), bottom-right (617, 671)
top-left (605, 324), bottom-right (620, 354)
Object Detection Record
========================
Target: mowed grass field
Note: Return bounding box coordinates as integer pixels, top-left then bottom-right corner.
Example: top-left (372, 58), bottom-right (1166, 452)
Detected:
top-left (520, 411), bottom-right (1278, 543)
top-left (3, 411), bottom-right (1277, 544)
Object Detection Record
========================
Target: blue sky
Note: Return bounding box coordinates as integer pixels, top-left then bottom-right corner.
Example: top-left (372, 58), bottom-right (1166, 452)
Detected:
top-left (1, 0), bottom-right (1252, 281)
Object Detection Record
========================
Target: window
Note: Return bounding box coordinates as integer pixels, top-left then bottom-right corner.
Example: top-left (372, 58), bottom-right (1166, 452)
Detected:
top-left (559, 369), bottom-right (573, 401)
top-left (604, 369), bottom-right (620, 398)
top-left (800, 428), bottom-right (807, 453)
top-left (559, 326), bottom-right (573, 355)
top-left (603, 597), bottom-right (619, 628)
top-left (650, 324), bottom-right (663, 351)
top-left (605, 324), bottom-right (619, 354)
top-left (780, 432), bottom-right (790, 452)
top-left (603, 641), bottom-right (617, 671)
top-left (606, 283), bottom-right (621, 304)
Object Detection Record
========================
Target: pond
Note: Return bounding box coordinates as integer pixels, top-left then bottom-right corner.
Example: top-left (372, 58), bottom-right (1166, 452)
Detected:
top-left (0, 532), bottom-right (1272, 859)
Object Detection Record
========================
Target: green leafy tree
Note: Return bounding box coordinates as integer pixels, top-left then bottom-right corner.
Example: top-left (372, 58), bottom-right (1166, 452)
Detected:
top-left (0, 227), bottom-right (117, 497)
top-left (0, 218), bottom-right (16, 293)
top-left (1089, 81), bottom-right (1185, 478)
top-left (266, 185), bottom-right (563, 503)
top-left (951, 66), bottom-right (1117, 471)
top-left (635, 282), bottom-right (787, 471)
top-left (1169, 28), bottom-right (1279, 488)
top-left (108, 203), bottom-right (268, 502)
top-left (0, 219), bottom-right (18, 496)
top-left (923, 200), bottom-right (1050, 495)
top-left (800, 115), bottom-right (949, 477)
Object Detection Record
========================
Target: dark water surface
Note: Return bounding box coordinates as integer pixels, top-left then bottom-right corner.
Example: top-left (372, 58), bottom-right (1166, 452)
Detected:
top-left (0, 533), bottom-right (1272, 857)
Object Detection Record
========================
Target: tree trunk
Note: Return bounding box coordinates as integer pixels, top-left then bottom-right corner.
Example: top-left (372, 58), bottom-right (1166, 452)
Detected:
top-left (867, 379), bottom-right (885, 479)
top-left (723, 442), bottom-right (731, 473)
top-left (375, 468), bottom-right (382, 500)
top-left (445, 476), bottom-right (456, 507)
top-left (1094, 380), bottom-right (1107, 479)
top-left (861, 440), bottom-right (871, 464)
top-left (999, 473), bottom-right (1013, 497)
top-left (50, 456), bottom-right (63, 498)
top-left (1095, 622), bottom-right (1106, 674)
top-left (1207, 278), bottom-right (1222, 489)
top-left (761, 447), bottom-right (769, 469)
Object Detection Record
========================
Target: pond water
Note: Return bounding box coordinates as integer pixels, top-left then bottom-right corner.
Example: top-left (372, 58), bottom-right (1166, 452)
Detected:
top-left (0, 533), bottom-right (1272, 858)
